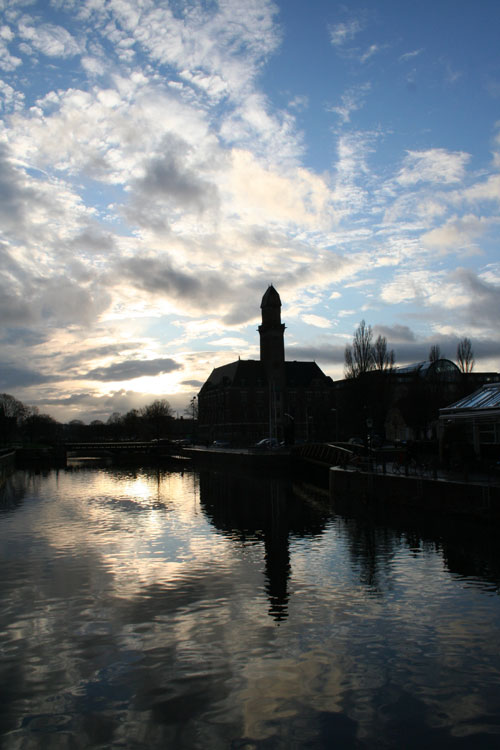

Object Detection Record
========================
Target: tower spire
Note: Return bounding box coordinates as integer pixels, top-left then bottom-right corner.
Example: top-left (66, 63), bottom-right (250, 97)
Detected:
top-left (259, 285), bottom-right (285, 375)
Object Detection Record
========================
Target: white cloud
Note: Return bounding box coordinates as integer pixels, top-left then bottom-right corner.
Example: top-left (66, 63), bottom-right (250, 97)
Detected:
top-left (421, 214), bottom-right (496, 254)
top-left (302, 314), bottom-right (332, 329)
top-left (17, 19), bottom-right (82, 57)
top-left (105, 0), bottom-right (280, 103)
top-left (329, 20), bottom-right (362, 47)
top-left (399, 49), bottom-right (423, 62)
top-left (454, 174), bottom-right (500, 206)
top-left (380, 270), bottom-right (444, 305)
top-left (360, 44), bottom-right (379, 63)
top-left (0, 37), bottom-right (22, 70)
top-left (288, 94), bottom-right (308, 111)
top-left (396, 149), bottom-right (470, 186)
top-left (81, 55), bottom-right (106, 75)
top-left (328, 83), bottom-right (371, 124)
top-left (0, 79), bottom-right (24, 110)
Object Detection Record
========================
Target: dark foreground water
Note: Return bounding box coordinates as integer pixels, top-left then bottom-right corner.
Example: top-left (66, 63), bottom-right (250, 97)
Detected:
top-left (1, 462), bottom-right (500, 749)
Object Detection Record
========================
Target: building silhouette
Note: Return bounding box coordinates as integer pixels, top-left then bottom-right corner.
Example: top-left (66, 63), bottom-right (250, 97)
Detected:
top-left (198, 286), bottom-right (335, 445)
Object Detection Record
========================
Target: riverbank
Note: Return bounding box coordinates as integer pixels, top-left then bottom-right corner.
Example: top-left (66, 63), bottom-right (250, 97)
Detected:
top-left (184, 445), bottom-right (291, 474)
top-left (329, 466), bottom-right (500, 522)
top-left (0, 449), bottom-right (15, 483)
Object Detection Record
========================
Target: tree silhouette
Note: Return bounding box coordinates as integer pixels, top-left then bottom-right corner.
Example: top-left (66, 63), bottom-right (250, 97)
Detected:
top-left (373, 335), bottom-right (395, 371)
top-left (141, 399), bottom-right (173, 439)
top-left (429, 344), bottom-right (441, 362)
top-left (344, 320), bottom-right (375, 379)
top-left (457, 337), bottom-right (474, 372)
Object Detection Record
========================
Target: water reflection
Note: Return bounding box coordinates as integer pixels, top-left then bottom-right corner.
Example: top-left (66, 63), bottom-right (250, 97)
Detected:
top-left (332, 495), bottom-right (500, 595)
top-left (1, 466), bottom-right (500, 748)
top-left (199, 470), bottom-right (329, 621)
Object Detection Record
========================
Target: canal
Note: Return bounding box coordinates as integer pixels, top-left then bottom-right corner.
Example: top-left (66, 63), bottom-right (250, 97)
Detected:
top-left (1, 461), bottom-right (500, 748)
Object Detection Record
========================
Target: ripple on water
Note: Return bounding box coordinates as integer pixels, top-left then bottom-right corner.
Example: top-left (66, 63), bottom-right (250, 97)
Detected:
top-left (2, 467), bottom-right (500, 749)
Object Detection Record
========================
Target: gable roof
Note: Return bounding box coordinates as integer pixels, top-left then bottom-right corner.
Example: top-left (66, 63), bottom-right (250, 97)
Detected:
top-left (199, 360), bottom-right (266, 392)
top-left (199, 359), bottom-right (333, 393)
top-left (285, 361), bottom-right (333, 388)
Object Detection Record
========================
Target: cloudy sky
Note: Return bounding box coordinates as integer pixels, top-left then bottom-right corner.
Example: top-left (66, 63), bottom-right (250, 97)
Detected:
top-left (1, 0), bottom-right (499, 422)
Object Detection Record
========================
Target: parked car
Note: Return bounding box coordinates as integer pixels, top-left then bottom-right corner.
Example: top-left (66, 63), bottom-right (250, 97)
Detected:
top-left (212, 440), bottom-right (230, 448)
top-left (253, 438), bottom-right (280, 450)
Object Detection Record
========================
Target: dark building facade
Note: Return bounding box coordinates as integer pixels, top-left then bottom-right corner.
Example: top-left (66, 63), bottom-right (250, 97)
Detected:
top-left (198, 286), bottom-right (335, 445)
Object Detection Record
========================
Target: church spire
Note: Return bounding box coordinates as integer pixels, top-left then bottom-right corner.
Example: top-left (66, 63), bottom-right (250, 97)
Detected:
top-left (259, 285), bottom-right (285, 376)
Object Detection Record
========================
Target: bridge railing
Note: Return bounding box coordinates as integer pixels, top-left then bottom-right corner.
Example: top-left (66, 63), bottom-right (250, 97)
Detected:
top-left (291, 442), bottom-right (358, 467)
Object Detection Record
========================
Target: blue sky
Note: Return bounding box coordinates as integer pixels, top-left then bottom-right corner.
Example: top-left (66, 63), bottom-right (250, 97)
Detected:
top-left (1, 0), bottom-right (499, 422)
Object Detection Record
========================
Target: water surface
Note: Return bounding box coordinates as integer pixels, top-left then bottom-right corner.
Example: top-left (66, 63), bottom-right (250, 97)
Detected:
top-left (1, 462), bottom-right (500, 748)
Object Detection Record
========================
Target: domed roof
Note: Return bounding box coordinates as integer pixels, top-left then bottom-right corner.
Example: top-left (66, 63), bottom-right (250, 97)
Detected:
top-left (261, 285), bottom-right (281, 308)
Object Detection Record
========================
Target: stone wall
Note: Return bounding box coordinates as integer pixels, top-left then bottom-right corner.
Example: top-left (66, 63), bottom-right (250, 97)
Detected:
top-left (329, 467), bottom-right (500, 522)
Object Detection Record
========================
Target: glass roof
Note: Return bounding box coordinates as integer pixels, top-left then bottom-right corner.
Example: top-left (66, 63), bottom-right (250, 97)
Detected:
top-left (395, 359), bottom-right (460, 378)
top-left (445, 384), bottom-right (500, 411)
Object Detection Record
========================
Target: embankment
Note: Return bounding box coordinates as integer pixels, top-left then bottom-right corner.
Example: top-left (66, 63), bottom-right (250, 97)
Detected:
top-left (330, 467), bottom-right (500, 522)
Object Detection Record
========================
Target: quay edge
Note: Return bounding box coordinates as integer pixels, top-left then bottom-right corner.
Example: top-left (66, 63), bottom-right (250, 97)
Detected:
top-left (329, 466), bottom-right (500, 522)
top-left (0, 449), bottom-right (16, 482)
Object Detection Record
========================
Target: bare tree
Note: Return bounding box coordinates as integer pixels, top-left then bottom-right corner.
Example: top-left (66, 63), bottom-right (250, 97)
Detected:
top-left (0, 393), bottom-right (29, 421)
top-left (344, 320), bottom-right (375, 378)
top-left (429, 345), bottom-right (441, 362)
top-left (141, 399), bottom-right (173, 439)
top-left (184, 396), bottom-right (198, 419)
top-left (373, 335), bottom-right (395, 371)
top-left (457, 337), bottom-right (474, 373)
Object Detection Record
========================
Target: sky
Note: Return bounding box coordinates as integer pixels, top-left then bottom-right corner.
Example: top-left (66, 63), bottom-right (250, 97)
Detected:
top-left (1, 0), bottom-right (500, 423)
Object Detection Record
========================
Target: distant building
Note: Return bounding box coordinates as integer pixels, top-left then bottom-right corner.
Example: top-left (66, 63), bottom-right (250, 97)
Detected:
top-left (439, 382), bottom-right (500, 460)
top-left (197, 286), bottom-right (335, 445)
top-left (332, 357), bottom-right (500, 445)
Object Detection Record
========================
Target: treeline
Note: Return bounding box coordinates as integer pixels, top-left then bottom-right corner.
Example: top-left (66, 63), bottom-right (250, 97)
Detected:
top-left (344, 321), bottom-right (475, 378)
top-left (340, 323), bottom-right (478, 443)
top-left (0, 395), bottom-right (179, 445)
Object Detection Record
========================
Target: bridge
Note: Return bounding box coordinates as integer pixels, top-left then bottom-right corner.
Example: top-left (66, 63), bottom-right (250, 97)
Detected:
top-left (291, 442), bottom-right (358, 467)
top-left (63, 440), bottom-right (182, 457)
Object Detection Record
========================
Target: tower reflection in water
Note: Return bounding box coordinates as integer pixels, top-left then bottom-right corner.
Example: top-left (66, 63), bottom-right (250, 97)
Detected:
top-left (199, 469), bottom-right (329, 621)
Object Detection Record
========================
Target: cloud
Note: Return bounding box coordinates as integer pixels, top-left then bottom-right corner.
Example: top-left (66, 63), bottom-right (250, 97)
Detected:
top-left (60, 343), bottom-right (140, 371)
top-left (17, 19), bottom-right (82, 58)
top-left (396, 149), bottom-right (470, 186)
top-left (288, 95), bottom-right (308, 111)
top-left (0, 49), bottom-right (21, 73)
top-left (421, 214), bottom-right (495, 254)
top-left (116, 254), bottom-right (231, 312)
top-left (227, 148), bottom-right (330, 225)
top-left (0, 79), bottom-right (24, 111)
top-left (0, 288), bottom-right (34, 326)
top-left (360, 44), bottom-right (379, 64)
top-left (451, 267), bottom-right (500, 329)
top-left (131, 133), bottom-right (219, 214)
top-left (372, 324), bottom-right (416, 343)
top-left (399, 49), bottom-right (424, 62)
top-left (86, 358), bottom-right (183, 382)
top-left (302, 314), bottom-right (332, 329)
top-left (99, 0), bottom-right (281, 103)
top-left (329, 20), bottom-right (362, 47)
top-left (0, 143), bottom-right (36, 230)
top-left (328, 84), bottom-right (371, 124)
top-left (380, 270), bottom-right (444, 305)
top-left (0, 364), bottom-right (56, 389)
top-left (455, 174), bottom-right (500, 206)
